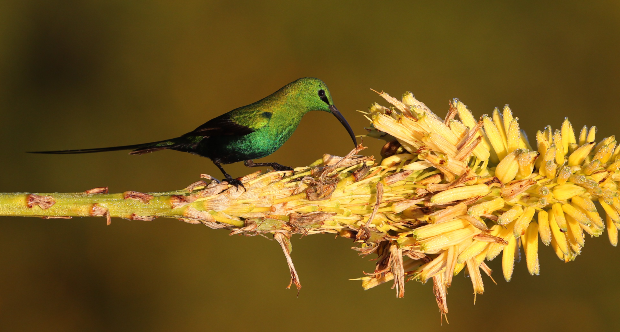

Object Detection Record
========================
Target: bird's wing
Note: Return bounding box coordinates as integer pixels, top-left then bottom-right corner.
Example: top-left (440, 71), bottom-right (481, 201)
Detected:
top-left (186, 109), bottom-right (271, 137)
top-left (186, 112), bottom-right (256, 137)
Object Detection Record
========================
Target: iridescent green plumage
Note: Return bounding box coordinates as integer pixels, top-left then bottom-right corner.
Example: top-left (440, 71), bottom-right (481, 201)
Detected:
top-left (32, 78), bottom-right (357, 186)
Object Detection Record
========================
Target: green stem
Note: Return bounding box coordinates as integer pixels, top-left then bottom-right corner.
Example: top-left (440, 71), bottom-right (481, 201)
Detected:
top-left (0, 191), bottom-right (243, 226)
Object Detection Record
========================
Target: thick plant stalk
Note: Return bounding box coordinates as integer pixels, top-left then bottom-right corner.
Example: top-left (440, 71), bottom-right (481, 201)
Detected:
top-left (3, 90), bottom-right (620, 320)
top-left (0, 155), bottom-right (381, 233)
top-left (0, 190), bottom-right (242, 226)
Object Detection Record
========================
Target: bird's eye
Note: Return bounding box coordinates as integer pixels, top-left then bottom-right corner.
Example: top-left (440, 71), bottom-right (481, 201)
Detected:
top-left (318, 89), bottom-right (329, 105)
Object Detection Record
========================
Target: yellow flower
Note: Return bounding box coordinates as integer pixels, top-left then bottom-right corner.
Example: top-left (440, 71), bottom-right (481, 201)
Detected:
top-left (362, 90), bottom-right (620, 316)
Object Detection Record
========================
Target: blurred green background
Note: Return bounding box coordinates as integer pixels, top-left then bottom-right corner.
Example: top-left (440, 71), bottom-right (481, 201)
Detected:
top-left (1, 1), bottom-right (620, 331)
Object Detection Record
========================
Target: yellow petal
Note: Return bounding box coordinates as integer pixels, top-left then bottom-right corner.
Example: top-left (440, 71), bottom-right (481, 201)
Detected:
top-left (498, 205), bottom-right (523, 226)
top-left (553, 130), bottom-right (565, 165)
top-left (556, 166), bottom-right (572, 185)
top-left (457, 240), bottom-right (490, 264)
top-left (524, 222), bottom-right (540, 275)
top-left (587, 126), bottom-right (597, 143)
top-left (483, 115), bottom-right (507, 160)
top-left (468, 197), bottom-right (505, 217)
top-left (578, 126), bottom-right (588, 146)
top-left (516, 151), bottom-right (538, 180)
top-left (538, 210), bottom-right (552, 246)
top-left (486, 223), bottom-right (515, 260)
top-left (551, 236), bottom-right (566, 261)
top-left (571, 195), bottom-right (596, 212)
top-left (513, 207), bottom-right (536, 237)
top-left (502, 105), bottom-right (514, 138)
top-left (552, 183), bottom-right (586, 201)
top-left (502, 235), bottom-right (518, 282)
top-left (536, 131), bottom-right (550, 172)
top-left (411, 218), bottom-right (469, 240)
top-left (495, 151), bottom-right (519, 183)
top-left (599, 199), bottom-right (620, 223)
top-left (562, 203), bottom-right (591, 226)
top-left (568, 142), bottom-right (595, 167)
top-left (561, 118), bottom-right (576, 153)
top-left (506, 119), bottom-right (523, 154)
top-left (418, 225), bottom-right (481, 254)
top-left (607, 214), bottom-right (618, 247)
top-left (549, 211), bottom-right (569, 255)
top-left (492, 108), bottom-right (507, 145)
top-left (430, 184), bottom-right (490, 205)
top-left (552, 203), bottom-right (568, 232)
top-left (565, 215), bottom-right (585, 247)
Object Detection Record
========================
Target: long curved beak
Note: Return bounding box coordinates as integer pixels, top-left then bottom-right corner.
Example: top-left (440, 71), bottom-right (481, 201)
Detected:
top-left (330, 105), bottom-right (358, 148)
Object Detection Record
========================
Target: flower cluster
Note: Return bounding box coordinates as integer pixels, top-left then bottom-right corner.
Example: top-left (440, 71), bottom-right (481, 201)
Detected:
top-left (361, 90), bottom-right (619, 316)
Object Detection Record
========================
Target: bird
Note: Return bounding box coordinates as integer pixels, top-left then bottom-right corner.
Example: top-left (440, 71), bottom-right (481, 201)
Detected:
top-left (31, 77), bottom-right (358, 187)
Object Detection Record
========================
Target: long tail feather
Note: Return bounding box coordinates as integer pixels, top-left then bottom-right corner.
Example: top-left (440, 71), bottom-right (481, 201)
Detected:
top-left (29, 140), bottom-right (174, 155)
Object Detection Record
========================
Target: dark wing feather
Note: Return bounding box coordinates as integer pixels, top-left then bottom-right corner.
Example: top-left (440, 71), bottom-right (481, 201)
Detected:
top-left (185, 113), bottom-right (254, 137)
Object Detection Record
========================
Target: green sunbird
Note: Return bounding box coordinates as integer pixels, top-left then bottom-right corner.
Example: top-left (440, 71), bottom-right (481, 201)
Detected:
top-left (31, 77), bottom-right (358, 187)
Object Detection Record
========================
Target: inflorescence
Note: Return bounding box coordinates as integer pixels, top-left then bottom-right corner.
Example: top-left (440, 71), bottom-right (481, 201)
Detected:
top-left (358, 90), bottom-right (620, 317)
top-left (3, 90), bottom-right (619, 319)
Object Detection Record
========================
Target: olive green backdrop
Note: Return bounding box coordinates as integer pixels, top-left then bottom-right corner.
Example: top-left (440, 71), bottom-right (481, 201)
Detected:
top-left (1, 1), bottom-right (620, 331)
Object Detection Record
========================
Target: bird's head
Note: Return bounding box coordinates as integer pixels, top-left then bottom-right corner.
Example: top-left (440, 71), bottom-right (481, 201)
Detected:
top-left (288, 77), bottom-right (358, 147)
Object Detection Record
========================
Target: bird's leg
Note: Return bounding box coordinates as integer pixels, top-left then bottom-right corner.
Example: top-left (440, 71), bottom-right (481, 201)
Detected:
top-left (212, 159), bottom-right (245, 189)
top-left (244, 160), bottom-right (293, 171)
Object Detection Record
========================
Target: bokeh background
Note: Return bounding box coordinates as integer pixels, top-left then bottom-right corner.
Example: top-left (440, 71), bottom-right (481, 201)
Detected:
top-left (1, 1), bottom-right (620, 331)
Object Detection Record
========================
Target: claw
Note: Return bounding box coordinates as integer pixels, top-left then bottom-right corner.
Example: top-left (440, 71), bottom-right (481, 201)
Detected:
top-left (223, 178), bottom-right (246, 190)
top-left (271, 164), bottom-right (293, 171)
top-left (244, 160), bottom-right (293, 172)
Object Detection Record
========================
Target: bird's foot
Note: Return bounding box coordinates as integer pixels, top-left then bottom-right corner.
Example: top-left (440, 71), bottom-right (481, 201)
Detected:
top-left (244, 160), bottom-right (293, 172)
top-left (223, 177), bottom-right (246, 190)
top-left (212, 159), bottom-right (246, 190)
top-left (270, 163), bottom-right (293, 171)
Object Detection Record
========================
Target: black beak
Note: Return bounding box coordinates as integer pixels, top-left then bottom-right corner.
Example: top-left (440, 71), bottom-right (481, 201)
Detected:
top-left (330, 105), bottom-right (357, 148)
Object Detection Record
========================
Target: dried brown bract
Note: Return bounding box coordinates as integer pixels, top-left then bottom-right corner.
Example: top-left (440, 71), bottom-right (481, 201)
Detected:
top-left (84, 187), bottom-right (108, 194)
top-left (26, 194), bottom-right (56, 209)
top-left (123, 191), bottom-right (153, 203)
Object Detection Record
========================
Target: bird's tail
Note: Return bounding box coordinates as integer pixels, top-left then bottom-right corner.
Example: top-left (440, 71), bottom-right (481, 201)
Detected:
top-left (29, 140), bottom-right (177, 155)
